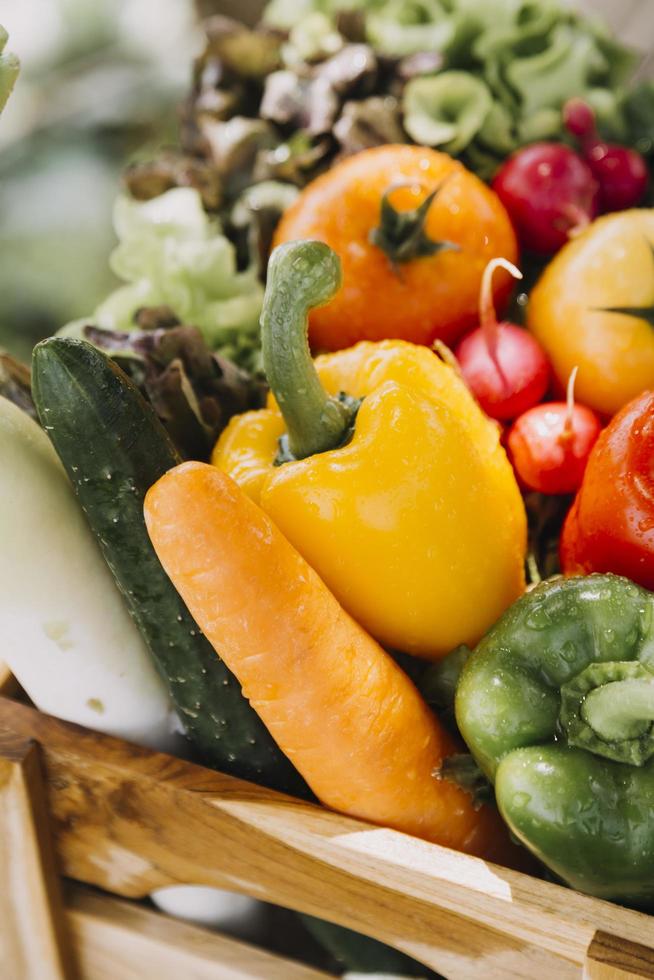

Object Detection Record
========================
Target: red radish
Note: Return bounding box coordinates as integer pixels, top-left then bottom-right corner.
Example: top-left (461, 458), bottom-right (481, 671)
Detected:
top-left (563, 98), bottom-right (595, 139)
top-left (586, 142), bottom-right (649, 212)
top-left (507, 367), bottom-right (602, 495)
top-left (455, 257), bottom-right (550, 421)
top-left (563, 98), bottom-right (649, 213)
top-left (492, 143), bottom-right (599, 254)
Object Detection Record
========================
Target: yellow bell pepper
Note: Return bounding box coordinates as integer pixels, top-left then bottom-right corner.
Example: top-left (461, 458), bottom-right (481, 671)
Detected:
top-left (213, 241), bottom-right (526, 660)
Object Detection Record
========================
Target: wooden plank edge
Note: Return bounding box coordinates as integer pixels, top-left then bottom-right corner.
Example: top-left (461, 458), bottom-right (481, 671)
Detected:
top-left (584, 930), bottom-right (654, 980)
top-left (0, 732), bottom-right (77, 979)
top-left (64, 882), bottom-right (334, 980)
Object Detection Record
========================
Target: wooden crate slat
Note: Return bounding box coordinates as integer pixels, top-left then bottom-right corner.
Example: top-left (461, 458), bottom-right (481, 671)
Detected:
top-left (2, 696), bottom-right (653, 980)
top-left (584, 930), bottom-right (654, 980)
top-left (65, 882), bottom-right (333, 980)
top-left (0, 731), bottom-right (76, 980)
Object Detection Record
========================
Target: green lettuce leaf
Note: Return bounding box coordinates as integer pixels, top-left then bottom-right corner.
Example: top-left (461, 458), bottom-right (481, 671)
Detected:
top-left (505, 23), bottom-right (607, 117)
top-left (0, 26), bottom-right (19, 114)
top-left (403, 71), bottom-right (493, 154)
top-left (61, 188), bottom-right (264, 372)
top-left (367, 0), bottom-right (454, 57)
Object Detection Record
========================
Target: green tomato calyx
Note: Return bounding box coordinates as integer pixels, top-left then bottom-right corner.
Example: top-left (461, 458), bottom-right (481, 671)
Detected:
top-left (369, 181), bottom-right (458, 271)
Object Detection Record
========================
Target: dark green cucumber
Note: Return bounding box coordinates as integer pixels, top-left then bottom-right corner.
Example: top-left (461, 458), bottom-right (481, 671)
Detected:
top-left (32, 337), bottom-right (308, 798)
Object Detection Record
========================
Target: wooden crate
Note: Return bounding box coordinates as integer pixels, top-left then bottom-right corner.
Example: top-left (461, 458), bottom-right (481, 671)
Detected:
top-left (3, 663), bottom-right (654, 980)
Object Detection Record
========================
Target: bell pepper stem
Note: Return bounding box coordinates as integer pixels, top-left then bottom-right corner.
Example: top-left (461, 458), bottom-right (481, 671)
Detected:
top-left (582, 677), bottom-right (654, 742)
top-left (261, 240), bottom-right (357, 461)
top-left (560, 660), bottom-right (654, 766)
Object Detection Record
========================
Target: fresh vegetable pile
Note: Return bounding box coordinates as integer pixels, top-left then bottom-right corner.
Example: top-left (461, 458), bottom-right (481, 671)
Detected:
top-left (4, 5), bottom-right (654, 976)
top-left (51, 0), bottom-right (654, 376)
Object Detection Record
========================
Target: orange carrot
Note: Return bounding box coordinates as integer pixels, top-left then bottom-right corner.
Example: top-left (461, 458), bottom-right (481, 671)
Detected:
top-left (145, 461), bottom-right (517, 864)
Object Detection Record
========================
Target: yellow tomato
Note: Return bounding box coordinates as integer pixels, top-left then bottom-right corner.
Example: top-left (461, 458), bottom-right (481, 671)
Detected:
top-left (528, 210), bottom-right (654, 416)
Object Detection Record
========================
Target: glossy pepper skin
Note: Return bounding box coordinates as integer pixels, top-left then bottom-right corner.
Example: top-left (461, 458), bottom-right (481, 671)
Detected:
top-left (456, 574), bottom-right (654, 906)
top-left (213, 241), bottom-right (526, 660)
top-left (561, 391), bottom-right (654, 590)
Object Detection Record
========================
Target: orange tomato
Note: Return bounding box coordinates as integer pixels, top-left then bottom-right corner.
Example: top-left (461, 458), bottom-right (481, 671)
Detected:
top-left (273, 144), bottom-right (518, 351)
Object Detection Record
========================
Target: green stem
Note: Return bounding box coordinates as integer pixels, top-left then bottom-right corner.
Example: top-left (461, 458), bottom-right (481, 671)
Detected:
top-left (582, 677), bottom-right (654, 742)
top-left (560, 660), bottom-right (654, 766)
top-left (261, 240), bottom-right (358, 462)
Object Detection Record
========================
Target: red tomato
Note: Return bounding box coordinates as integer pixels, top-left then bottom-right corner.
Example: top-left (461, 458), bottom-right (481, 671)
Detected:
top-left (560, 390), bottom-right (654, 588)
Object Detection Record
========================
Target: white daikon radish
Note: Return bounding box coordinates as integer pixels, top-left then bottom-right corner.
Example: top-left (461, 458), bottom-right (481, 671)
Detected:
top-left (150, 886), bottom-right (265, 940)
top-left (0, 396), bottom-right (179, 750)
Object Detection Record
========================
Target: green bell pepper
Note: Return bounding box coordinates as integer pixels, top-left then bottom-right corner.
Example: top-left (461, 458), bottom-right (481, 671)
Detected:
top-left (455, 573), bottom-right (654, 906)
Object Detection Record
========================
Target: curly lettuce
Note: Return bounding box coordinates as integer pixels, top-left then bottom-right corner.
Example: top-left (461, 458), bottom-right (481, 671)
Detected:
top-left (403, 71), bottom-right (493, 154)
top-left (262, 0), bottom-right (640, 178)
top-left (61, 188), bottom-right (264, 372)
